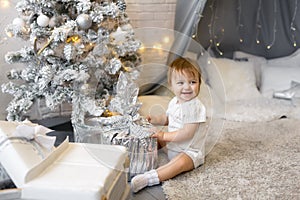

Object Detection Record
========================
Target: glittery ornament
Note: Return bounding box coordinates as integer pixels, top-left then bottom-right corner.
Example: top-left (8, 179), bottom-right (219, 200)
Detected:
top-left (116, 0), bottom-right (127, 12)
top-left (76, 14), bottom-right (92, 30)
top-left (37, 14), bottom-right (50, 27)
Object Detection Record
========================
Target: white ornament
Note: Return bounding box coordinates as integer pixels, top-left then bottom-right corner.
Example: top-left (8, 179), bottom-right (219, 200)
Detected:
top-left (110, 27), bottom-right (128, 43)
top-left (121, 24), bottom-right (133, 31)
top-left (12, 17), bottom-right (25, 28)
top-left (76, 14), bottom-right (92, 30)
top-left (37, 14), bottom-right (50, 27)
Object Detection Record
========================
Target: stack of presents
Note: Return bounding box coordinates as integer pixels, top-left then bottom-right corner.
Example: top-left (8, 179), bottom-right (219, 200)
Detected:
top-left (0, 117), bottom-right (157, 200)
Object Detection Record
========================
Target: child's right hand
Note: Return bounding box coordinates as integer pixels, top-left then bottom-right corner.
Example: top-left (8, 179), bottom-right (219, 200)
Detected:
top-left (146, 115), bottom-right (151, 123)
top-left (151, 129), bottom-right (164, 141)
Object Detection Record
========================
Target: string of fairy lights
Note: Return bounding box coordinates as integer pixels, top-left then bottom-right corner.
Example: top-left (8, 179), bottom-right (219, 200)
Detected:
top-left (291, 0), bottom-right (298, 47)
top-left (237, 0), bottom-right (243, 43)
top-left (207, 0), bottom-right (224, 56)
top-left (266, 0), bottom-right (277, 50)
top-left (208, 0), bottom-right (299, 55)
top-left (254, 0), bottom-right (262, 46)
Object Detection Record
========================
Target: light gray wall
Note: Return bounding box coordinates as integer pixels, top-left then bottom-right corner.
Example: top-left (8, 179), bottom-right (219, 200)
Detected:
top-left (0, 2), bottom-right (30, 120)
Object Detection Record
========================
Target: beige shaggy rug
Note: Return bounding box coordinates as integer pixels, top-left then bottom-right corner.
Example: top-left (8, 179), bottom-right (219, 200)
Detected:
top-left (161, 118), bottom-right (300, 200)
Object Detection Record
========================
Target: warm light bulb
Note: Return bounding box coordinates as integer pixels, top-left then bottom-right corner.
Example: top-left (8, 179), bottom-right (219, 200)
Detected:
top-left (163, 36), bottom-right (170, 44)
top-left (294, 42), bottom-right (297, 47)
top-left (139, 45), bottom-right (145, 52)
top-left (0, 0), bottom-right (10, 9)
top-left (256, 40), bottom-right (260, 44)
top-left (216, 42), bottom-right (220, 46)
top-left (153, 44), bottom-right (162, 49)
top-left (6, 31), bottom-right (13, 38)
top-left (239, 38), bottom-right (243, 43)
top-left (66, 35), bottom-right (80, 43)
top-left (123, 66), bottom-right (130, 72)
top-left (267, 45), bottom-right (271, 49)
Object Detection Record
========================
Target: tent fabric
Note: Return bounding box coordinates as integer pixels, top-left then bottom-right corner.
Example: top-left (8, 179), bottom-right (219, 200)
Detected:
top-left (170, 0), bottom-right (300, 59)
top-left (167, 0), bottom-right (207, 64)
top-left (196, 0), bottom-right (300, 59)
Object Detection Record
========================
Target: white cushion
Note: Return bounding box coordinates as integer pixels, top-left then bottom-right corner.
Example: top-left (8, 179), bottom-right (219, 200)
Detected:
top-left (233, 51), bottom-right (267, 88)
top-left (260, 49), bottom-right (300, 98)
top-left (209, 58), bottom-right (261, 101)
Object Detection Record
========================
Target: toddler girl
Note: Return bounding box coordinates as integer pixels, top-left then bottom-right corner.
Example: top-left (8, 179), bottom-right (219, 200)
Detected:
top-left (131, 57), bottom-right (206, 192)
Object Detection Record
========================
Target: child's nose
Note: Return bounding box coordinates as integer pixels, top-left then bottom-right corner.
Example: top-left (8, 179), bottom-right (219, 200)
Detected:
top-left (183, 83), bottom-right (191, 89)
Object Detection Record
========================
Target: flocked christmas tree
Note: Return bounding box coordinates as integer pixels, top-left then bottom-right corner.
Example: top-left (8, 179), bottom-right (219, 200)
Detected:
top-left (2, 0), bottom-right (142, 122)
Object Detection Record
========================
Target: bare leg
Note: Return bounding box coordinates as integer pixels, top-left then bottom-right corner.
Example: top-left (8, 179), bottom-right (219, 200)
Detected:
top-left (131, 153), bottom-right (194, 193)
top-left (156, 152), bottom-right (194, 181)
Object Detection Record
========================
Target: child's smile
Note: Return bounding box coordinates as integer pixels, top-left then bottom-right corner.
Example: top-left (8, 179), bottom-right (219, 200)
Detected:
top-left (171, 71), bottom-right (200, 103)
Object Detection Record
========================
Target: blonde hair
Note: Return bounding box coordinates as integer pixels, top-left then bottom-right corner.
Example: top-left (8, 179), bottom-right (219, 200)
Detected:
top-left (168, 57), bottom-right (202, 87)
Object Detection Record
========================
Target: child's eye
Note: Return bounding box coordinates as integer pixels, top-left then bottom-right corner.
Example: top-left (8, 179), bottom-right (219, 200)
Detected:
top-left (190, 80), bottom-right (197, 84)
top-left (177, 81), bottom-right (183, 85)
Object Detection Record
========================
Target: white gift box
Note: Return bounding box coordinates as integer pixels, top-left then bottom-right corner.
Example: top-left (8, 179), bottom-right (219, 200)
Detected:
top-left (0, 120), bottom-right (130, 200)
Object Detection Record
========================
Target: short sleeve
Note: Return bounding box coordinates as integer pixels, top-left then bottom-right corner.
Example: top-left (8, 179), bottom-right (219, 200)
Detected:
top-left (182, 98), bottom-right (206, 124)
top-left (166, 97), bottom-right (177, 117)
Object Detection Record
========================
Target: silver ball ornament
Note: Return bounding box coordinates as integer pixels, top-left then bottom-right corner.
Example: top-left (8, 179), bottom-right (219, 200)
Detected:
top-left (76, 14), bottom-right (92, 30)
top-left (37, 14), bottom-right (50, 27)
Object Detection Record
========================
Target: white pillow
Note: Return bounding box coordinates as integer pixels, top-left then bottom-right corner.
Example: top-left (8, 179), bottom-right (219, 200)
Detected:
top-left (233, 51), bottom-right (267, 88)
top-left (209, 58), bottom-right (261, 101)
top-left (267, 48), bottom-right (300, 66)
top-left (260, 50), bottom-right (300, 98)
top-left (260, 65), bottom-right (300, 98)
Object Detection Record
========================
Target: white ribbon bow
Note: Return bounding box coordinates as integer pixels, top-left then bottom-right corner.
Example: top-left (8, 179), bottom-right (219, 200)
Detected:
top-left (12, 124), bottom-right (56, 151)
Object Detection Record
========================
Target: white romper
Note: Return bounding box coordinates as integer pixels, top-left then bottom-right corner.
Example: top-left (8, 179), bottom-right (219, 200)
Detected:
top-left (166, 96), bottom-right (206, 168)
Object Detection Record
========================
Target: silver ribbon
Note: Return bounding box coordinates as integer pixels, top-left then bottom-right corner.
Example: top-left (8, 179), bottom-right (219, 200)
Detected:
top-left (12, 124), bottom-right (56, 151)
top-left (0, 124), bottom-right (56, 158)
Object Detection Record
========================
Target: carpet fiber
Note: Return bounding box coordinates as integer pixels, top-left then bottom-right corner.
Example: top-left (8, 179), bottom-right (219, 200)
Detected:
top-left (162, 118), bottom-right (300, 199)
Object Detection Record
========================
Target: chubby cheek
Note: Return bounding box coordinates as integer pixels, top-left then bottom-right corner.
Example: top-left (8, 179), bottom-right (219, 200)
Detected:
top-left (194, 85), bottom-right (200, 94)
top-left (171, 83), bottom-right (179, 91)
top-left (171, 86), bottom-right (181, 95)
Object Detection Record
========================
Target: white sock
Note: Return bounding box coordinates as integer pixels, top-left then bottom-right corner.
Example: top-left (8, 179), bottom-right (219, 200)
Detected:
top-left (131, 173), bottom-right (148, 193)
top-left (147, 169), bottom-right (160, 186)
top-left (131, 170), bottom-right (160, 193)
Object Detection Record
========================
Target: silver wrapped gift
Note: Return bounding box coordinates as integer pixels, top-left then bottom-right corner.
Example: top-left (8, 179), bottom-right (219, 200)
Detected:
top-left (103, 129), bottom-right (157, 176)
top-left (73, 116), bottom-right (158, 177)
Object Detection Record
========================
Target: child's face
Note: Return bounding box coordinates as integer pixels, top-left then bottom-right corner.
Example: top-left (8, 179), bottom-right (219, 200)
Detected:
top-left (170, 70), bottom-right (200, 103)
